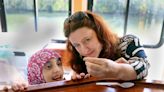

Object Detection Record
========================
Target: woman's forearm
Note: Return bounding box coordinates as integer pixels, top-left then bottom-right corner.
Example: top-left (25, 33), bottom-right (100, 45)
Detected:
top-left (117, 63), bottom-right (137, 80)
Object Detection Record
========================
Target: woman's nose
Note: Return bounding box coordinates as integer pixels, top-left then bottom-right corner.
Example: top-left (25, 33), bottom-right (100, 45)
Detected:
top-left (81, 45), bottom-right (90, 55)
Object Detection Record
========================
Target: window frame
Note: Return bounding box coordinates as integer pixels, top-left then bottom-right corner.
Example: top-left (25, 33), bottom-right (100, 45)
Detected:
top-left (0, 0), bottom-right (7, 32)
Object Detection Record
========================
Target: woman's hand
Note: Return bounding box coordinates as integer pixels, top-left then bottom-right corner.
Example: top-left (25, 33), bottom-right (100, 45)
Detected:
top-left (83, 57), bottom-right (120, 79)
top-left (71, 72), bottom-right (91, 81)
top-left (83, 57), bottom-right (137, 80)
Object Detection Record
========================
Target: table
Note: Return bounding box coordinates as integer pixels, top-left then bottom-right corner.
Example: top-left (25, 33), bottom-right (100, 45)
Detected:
top-left (3, 77), bottom-right (164, 92)
top-left (28, 77), bottom-right (164, 92)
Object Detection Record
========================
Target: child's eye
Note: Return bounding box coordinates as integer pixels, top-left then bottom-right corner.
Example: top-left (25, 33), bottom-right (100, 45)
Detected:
top-left (56, 57), bottom-right (61, 61)
top-left (56, 58), bottom-right (62, 66)
top-left (57, 61), bottom-right (62, 66)
top-left (44, 62), bottom-right (52, 70)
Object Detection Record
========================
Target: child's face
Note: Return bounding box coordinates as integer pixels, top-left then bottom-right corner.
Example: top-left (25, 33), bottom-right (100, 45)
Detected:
top-left (42, 58), bottom-right (64, 82)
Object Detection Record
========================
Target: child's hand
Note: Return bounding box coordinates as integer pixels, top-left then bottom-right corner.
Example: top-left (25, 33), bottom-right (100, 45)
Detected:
top-left (2, 81), bottom-right (28, 92)
top-left (71, 72), bottom-right (91, 80)
top-left (11, 81), bottom-right (28, 92)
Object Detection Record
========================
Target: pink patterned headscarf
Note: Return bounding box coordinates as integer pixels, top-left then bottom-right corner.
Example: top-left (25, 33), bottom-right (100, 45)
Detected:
top-left (28, 49), bottom-right (61, 85)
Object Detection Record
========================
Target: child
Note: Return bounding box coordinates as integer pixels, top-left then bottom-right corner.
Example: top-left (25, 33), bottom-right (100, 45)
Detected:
top-left (5, 49), bottom-right (64, 91)
top-left (28, 49), bottom-right (64, 85)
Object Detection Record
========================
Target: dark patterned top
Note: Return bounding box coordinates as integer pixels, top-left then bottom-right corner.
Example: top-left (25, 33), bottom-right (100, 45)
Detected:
top-left (117, 34), bottom-right (150, 79)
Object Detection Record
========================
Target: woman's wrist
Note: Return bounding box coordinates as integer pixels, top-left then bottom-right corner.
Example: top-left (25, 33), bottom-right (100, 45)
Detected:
top-left (106, 61), bottom-right (122, 80)
top-left (117, 64), bottom-right (137, 80)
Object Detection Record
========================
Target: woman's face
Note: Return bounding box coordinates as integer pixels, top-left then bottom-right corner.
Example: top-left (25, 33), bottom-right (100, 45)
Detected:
top-left (42, 58), bottom-right (63, 82)
top-left (69, 27), bottom-right (102, 57)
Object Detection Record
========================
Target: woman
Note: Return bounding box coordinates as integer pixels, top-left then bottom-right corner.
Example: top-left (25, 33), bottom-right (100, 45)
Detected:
top-left (63, 11), bottom-right (150, 81)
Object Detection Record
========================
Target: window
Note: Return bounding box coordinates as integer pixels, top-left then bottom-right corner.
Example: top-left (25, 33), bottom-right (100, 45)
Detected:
top-left (3, 0), bottom-right (69, 40)
top-left (4, 0), bottom-right (35, 32)
top-left (37, 0), bottom-right (69, 39)
top-left (91, 0), bottom-right (164, 46)
top-left (1, 0), bottom-right (69, 55)
top-left (127, 0), bottom-right (164, 45)
top-left (92, 0), bottom-right (127, 37)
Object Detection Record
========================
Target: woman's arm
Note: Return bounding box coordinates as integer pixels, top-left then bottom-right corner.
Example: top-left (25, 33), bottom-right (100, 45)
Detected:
top-left (84, 57), bottom-right (137, 80)
top-left (118, 35), bottom-right (150, 80)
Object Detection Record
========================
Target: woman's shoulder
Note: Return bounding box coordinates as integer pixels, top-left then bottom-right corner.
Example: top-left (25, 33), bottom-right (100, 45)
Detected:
top-left (118, 34), bottom-right (142, 48)
top-left (119, 34), bottom-right (139, 44)
top-left (118, 34), bottom-right (144, 58)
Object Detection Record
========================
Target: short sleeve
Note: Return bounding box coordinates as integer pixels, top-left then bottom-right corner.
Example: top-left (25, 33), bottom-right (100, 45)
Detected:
top-left (118, 35), bottom-right (150, 79)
